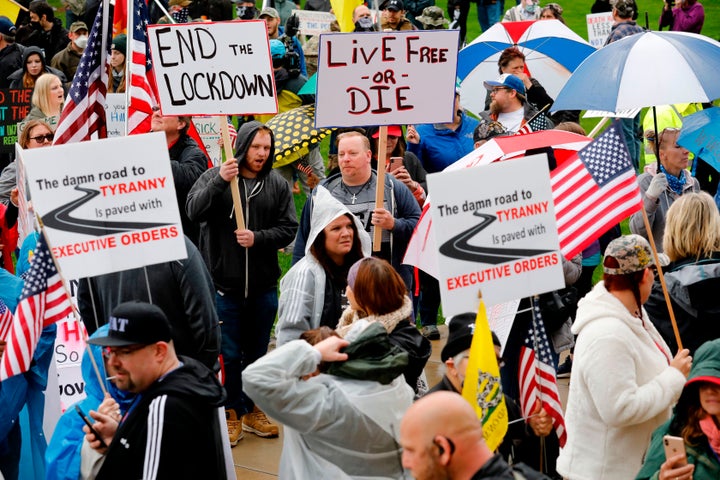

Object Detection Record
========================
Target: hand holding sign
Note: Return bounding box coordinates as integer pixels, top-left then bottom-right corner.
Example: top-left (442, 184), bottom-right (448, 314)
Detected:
top-left (372, 208), bottom-right (395, 231)
top-left (219, 157), bottom-right (239, 182)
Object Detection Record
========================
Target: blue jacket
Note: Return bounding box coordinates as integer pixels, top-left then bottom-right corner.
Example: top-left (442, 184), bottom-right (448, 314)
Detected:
top-left (44, 325), bottom-right (135, 480)
top-left (406, 113), bottom-right (479, 174)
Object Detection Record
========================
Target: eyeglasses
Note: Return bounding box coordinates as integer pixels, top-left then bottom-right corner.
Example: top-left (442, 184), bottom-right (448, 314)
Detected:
top-left (491, 87), bottom-right (509, 94)
top-left (103, 344), bottom-right (147, 360)
top-left (29, 133), bottom-right (54, 143)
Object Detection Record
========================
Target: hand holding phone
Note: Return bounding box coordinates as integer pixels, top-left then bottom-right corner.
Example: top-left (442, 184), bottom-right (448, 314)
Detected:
top-left (76, 405), bottom-right (108, 449)
top-left (388, 157), bottom-right (404, 173)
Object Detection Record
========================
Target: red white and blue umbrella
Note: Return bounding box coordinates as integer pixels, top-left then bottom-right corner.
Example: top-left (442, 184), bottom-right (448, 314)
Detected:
top-left (457, 20), bottom-right (595, 116)
top-left (552, 31), bottom-right (720, 113)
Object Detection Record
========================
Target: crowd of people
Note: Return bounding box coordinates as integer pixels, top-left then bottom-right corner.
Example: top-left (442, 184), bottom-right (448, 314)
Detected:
top-left (0, 0), bottom-right (717, 479)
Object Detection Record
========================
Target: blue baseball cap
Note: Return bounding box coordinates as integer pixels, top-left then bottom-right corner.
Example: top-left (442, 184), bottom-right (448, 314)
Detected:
top-left (269, 39), bottom-right (285, 59)
top-left (483, 73), bottom-right (526, 97)
top-left (0, 16), bottom-right (16, 36)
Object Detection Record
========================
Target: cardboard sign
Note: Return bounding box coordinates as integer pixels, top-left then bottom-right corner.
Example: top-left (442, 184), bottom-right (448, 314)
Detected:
top-left (427, 155), bottom-right (564, 317)
top-left (21, 132), bottom-right (187, 279)
top-left (192, 116), bottom-right (223, 167)
top-left (315, 30), bottom-right (459, 127)
top-left (105, 93), bottom-right (126, 137)
top-left (586, 12), bottom-right (614, 48)
top-left (0, 88), bottom-right (31, 152)
top-left (292, 9), bottom-right (336, 36)
top-left (147, 20), bottom-right (277, 116)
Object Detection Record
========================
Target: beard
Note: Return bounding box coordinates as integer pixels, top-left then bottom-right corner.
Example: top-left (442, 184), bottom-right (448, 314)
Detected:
top-left (489, 100), bottom-right (502, 116)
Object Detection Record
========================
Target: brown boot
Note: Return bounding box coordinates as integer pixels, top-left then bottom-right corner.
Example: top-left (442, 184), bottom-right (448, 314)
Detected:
top-left (225, 408), bottom-right (244, 446)
top-left (242, 406), bottom-right (279, 438)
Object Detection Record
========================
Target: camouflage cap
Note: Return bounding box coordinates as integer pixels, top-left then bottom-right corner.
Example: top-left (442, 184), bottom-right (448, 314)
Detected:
top-left (417, 6), bottom-right (448, 27)
top-left (603, 234), bottom-right (655, 275)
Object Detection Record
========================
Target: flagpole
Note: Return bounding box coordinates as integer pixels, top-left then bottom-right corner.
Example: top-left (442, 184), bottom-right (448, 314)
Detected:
top-left (124, 0), bottom-right (132, 137)
top-left (35, 216), bottom-right (108, 396)
top-left (641, 208), bottom-right (683, 350)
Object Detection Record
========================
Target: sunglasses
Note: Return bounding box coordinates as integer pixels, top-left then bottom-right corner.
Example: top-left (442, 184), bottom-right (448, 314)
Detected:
top-left (29, 133), bottom-right (54, 143)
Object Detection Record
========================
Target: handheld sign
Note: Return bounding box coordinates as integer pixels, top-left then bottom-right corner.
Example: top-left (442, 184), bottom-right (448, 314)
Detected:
top-left (147, 20), bottom-right (278, 116)
top-left (291, 9), bottom-right (336, 36)
top-left (586, 12), bottom-right (614, 48)
top-left (315, 30), bottom-right (459, 127)
top-left (427, 155), bottom-right (565, 317)
top-left (0, 88), bottom-right (32, 151)
top-left (21, 132), bottom-right (187, 279)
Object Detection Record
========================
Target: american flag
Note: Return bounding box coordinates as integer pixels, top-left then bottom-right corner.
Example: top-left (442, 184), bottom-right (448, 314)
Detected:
top-left (0, 299), bottom-right (13, 342)
top-left (516, 112), bottom-right (550, 136)
top-left (519, 297), bottom-right (567, 447)
top-left (53, 3), bottom-right (109, 145)
top-left (0, 235), bottom-right (73, 380)
top-left (551, 121), bottom-right (642, 259)
top-left (128, 0), bottom-right (158, 134)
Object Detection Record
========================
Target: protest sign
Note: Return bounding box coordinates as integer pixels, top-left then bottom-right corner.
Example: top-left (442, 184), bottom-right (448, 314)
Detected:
top-left (586, 12), bottom-right (614, 48)
top-left (292, 9), bottom-right (336, 36)
top-left (193, 116), bottom-right (223, 167)
top-left (105, 93), bottom-right (126, 137)
top-left (315, 30), bottom-right (459, 127)
top-left (147, 20), bottom-right (277, 116)
top-left (0, 88), bottom-right (31, 151)
top-left (21, 132), bottom-right (187, 279)
top-left (427, 155), bottom-right (565, 317)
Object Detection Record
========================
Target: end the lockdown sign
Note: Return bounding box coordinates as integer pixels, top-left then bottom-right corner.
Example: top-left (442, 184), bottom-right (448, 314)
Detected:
top-left (427, 155), bottom-right (565, 316)
top-left (21, 132), bottom-right (187, 279)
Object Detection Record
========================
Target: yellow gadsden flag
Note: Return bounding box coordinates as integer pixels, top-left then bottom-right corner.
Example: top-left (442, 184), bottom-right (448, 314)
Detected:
top-left (329, 0), bottom-right (363, 32)
top-left (0, 0), bottom-right (21, 22)
top-left (461, 298), bottom-right (508, 452)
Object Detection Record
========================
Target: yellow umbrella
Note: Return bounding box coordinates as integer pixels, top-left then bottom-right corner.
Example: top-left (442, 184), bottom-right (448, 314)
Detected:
top-left (266, 105), bottom-right (335, 169)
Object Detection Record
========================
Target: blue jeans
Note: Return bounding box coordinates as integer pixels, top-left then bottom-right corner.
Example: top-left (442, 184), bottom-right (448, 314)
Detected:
top-left (216, 288), bottom-right (278, 414)
top-left (477, 2), bottom-right (501, 32)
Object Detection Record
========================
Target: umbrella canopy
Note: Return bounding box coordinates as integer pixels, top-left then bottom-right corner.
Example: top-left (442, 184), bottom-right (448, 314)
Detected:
top-left (298, 73), bottom-right (316, 96)
top-left (678, 107), bottom-right (720, 172)
top-left (266, 105), bottom-right (334, 168)
top-left (404, 130), bottom-right (592, 278)
top-left (552, 31), bottom-right (720, 113)
top-left (457, 20), bottom-right (595, 116)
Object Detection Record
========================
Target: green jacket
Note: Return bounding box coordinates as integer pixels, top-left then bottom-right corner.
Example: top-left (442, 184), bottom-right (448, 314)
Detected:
top-left (636, 338), bottom-right (720, 480)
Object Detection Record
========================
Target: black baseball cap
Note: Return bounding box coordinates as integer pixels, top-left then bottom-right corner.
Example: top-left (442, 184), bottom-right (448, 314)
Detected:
top-left (88, 301), bottom-right (172, 347)
top-left (383, 0), bottom-right (404, 11)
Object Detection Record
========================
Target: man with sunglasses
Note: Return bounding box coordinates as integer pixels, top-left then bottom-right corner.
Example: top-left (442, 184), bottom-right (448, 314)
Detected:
top-left (83, 301), bottom-right (227, 479)
top-left (401, 391), bottom-right (549, 479)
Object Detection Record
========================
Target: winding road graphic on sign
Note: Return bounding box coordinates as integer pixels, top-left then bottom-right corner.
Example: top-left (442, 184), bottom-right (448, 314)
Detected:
top-left (41, 186), bottom-right (171, 237)
top-left (439, 211), bottom-right (553, 265)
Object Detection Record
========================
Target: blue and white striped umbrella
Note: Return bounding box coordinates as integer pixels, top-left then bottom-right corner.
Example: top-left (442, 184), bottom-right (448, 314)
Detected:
top-left (552, 31), bottom-right (720, 114)
top-left (457, 19), bottom-right (596, 116)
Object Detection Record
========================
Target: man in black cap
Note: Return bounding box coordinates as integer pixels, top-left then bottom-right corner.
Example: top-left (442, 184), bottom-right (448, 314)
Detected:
top-left (380, 0), bottom-right (416, 30)
top-left (83, 301), bottom-right (227, 479)
top-left (0, 16), bottom-right (22, 89)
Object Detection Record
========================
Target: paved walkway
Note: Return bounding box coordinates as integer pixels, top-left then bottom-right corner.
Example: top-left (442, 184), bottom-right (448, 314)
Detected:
top-left (231, 325), bottom-right (570, 478)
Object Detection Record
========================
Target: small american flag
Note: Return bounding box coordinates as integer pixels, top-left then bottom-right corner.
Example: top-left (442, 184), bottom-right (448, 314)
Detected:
top-left (0, 235), bottom-right (73, 380)
top-left (519, 297), bottom-right (567, 447)
top-left (552, 121), bottom-right (642, 259)
top-left (53, 3), bottom-right (108, 145)
top-left (516, 112), bottom-right (550, 136)
top-left (0, 299), bottom-right (13, 342)
top-left (128, 0), bottom-right (158, 134)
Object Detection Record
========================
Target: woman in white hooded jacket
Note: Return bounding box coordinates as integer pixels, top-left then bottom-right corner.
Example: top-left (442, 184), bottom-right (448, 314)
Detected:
top-left (276, 186), bottom-right (371, 345)
top-left (557, 234), bottom-right (692, 480)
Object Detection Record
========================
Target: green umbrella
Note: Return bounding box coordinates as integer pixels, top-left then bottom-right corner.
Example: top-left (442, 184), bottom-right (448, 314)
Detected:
top-left (298, 73), bottom-right (317, 96)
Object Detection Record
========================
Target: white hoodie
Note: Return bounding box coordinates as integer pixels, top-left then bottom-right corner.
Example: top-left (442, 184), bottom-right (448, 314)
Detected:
top-left (556, 281), bottom-right (686, 480)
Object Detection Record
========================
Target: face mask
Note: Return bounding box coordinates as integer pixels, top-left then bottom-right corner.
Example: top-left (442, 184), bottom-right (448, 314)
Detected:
top-left (236, 6), bottom-right (257, 20)
top-left (355, 17), bottom-right (374, 31)
top-left (525, 1), bottom-right (538, 13)
top-left (74, 35), bottom-right (88, 49)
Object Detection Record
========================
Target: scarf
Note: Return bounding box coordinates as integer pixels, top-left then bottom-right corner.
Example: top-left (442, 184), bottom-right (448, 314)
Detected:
top-left (700, 415), bottom-right (720, 456)
top-left (659, 162), bottom-right (686, 195)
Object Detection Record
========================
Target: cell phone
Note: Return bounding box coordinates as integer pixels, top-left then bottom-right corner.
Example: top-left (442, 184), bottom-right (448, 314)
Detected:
top-left (75, 405), bottom-right (108, 449)
top-left (663, 435), bottom-right (687, 465)
top-left (389, 157), bottom-right (404, 172)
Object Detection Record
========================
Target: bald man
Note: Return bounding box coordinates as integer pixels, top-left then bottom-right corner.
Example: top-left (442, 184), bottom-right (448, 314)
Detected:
top-left (400, 391), bottom-right (550, 480)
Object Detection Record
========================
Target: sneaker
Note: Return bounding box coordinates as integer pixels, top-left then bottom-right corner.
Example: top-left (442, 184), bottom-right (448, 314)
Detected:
top-left (421, 325), bottom-right (440, 340)
top-left (557, 356), bottom-right (572, 378)
top-left (242, 406), bottom-right (279, 438)
top-left (225, 409), bottom-right (244, 446)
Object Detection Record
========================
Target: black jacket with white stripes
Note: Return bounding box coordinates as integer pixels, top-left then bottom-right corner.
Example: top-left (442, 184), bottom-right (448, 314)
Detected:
top-left (96, 356), bottom-right (227, 480)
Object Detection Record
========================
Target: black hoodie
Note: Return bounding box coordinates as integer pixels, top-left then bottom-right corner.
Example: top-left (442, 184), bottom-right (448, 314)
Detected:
top-left (96, 356), bottom-right (227, 480)
top-left (186, 121), bottom-right (298, 296)
top-left (7, 46), bottom-right (67, 89)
